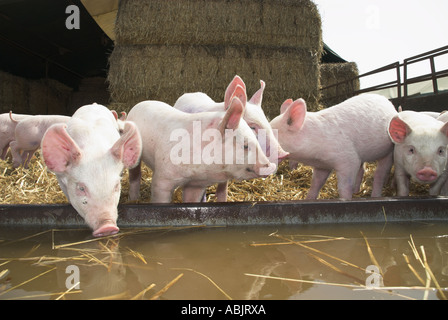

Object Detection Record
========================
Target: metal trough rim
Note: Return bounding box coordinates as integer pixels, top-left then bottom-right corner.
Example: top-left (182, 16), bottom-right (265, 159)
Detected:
top-left (0, 196), bottom-right (447, 228)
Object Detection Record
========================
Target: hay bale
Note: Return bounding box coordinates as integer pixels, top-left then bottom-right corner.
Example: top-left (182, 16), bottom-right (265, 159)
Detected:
top-left (0, 71), bottom-right (29, 114)
top-left (108, 44), bottom-right (321, 118)
top-left (70, 77), bottom-right (110, 113)
top-left (319, 62), bottom-right (359, 108)
top-left (114, 0), bottom-right (322, 49)
top-left (29, 79), bottom-right (73, 115)
top-left (0, 70), bottom-right (72, 115)
top-left (108, 0), bottom-right (323, 119)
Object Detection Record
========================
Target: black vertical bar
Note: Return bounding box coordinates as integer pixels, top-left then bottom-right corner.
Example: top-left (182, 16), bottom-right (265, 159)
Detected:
top-left (430, 56), bottom-right (439, 94)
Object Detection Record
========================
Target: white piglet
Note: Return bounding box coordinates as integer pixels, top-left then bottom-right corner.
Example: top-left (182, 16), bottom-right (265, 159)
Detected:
top-left (41, 103), bottom-right (142, 237)
top-left (127, 97), bottom-right (277, 203)
top-left (174, 75), bottom-right (288, 201)
top-left (0, 112), bottom-right (30, 160)
top-left (174, 76), bottom-right (288, 162)
top-left (9, 114), bottom-right (71, 168)
top-left (270, 94), bottom-right (397, 200)
top-left (388, 110), bottom-right (448, 196)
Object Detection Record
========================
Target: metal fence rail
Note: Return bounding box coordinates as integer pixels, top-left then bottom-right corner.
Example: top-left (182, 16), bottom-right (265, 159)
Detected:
top-left (321, 45), bottom-right (448, 108)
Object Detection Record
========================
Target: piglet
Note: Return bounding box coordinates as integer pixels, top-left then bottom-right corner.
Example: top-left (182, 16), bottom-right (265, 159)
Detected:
top-left (388, 110), bottom-right (448, 196)
top-left (270, 94), bottom-right (397, 200)
top-left (0, 112), bottom-right (29, 160)
top-left (174, 75), bottom-right (288, 201)
top-left (41, 103), bottom-right (142, 237)
top-left (127, 97), bottom-right (277, 203)
top-left (9, 114), bottom-right (71, 168)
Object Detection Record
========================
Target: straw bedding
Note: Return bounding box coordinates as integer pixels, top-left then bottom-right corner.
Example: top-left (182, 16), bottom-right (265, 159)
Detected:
top-left (0, 152), bottom-right (429, 205)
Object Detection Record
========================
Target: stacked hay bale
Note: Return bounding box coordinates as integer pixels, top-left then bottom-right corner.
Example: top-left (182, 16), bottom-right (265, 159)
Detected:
top-left (69, 76), bottom-right (110, 114)
top-left (108, 0), bottom-right (323, 119)
top-left (0, 70), bottom-right (72, 115)
top-left (319, 62), bottom-right (360, 108)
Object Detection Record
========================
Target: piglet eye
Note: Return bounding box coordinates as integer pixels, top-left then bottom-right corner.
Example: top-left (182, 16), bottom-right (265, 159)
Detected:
top-left (438, 147), bottom-right (445, 156)
top-left (408, 147), bottom-right (415, 154)
top-left (76, 183), bottom-right (88, 196)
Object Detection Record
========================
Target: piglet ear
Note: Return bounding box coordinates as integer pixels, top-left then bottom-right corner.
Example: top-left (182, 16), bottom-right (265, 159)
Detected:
top-left (280, 99), bottom-right (293, 114)
top-left (248, 80), bottom-right (265, 106)
top-left (41, 123), bottom-right (82, 173)
top-left (228, 84), bottom-right (247, 109)
top-left (110, 121), bottom-right (142, 169)
top-left (388, 115), bottom-right (411, 143)
top-left (284, 98), bottom-right (307, 130)
top-left (224, 75), bottom-right (246, 109)
top-left (439, 121), bottom-right (448, 138)
top-left (219, 97), bottom-right (245, 134)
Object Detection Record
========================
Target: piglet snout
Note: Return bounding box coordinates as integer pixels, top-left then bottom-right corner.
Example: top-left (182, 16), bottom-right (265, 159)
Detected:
top-left (416, 167), bottom-right (438, 182)
top-left (93, 220), bottom-right (119, 237)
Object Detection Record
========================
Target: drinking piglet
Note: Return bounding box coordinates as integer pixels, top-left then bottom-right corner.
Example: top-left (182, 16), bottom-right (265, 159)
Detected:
top-left (41, 103), bottom-right (142, 237)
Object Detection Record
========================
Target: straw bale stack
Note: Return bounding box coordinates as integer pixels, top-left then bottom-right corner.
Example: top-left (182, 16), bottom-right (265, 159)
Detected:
top-left (108, 0), bottom-right (323, 119)
top-left (70, 77), bottom-right (110, 114)
top-left (0, 70), bottom-right (72, 115)
top-left (114, 0), bottom-right (322, 48)
top-left (29, 78), bottom-right (73, 115)
top-left (320, 62), bottom-right (360, 108)
top-left (0, 71), bottom-right (29, 114)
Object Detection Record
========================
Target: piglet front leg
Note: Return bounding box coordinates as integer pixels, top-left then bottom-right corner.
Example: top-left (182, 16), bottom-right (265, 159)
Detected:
top-left (128, 161), bottom-right (142, 201)
top-left (183, 185), bottom-right (207, 203)
top-left (150, 173), bottom-right (178, 203)
top-left (215, 182), bottom-right (229, 202)
top-left (307, 168), bottom-right (331, 199)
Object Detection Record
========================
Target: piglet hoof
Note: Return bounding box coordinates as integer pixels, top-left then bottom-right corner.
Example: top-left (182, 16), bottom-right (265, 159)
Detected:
top-left (258, 163), bottom-right (277, 177)
top-left (93, 221), bottom-right (119, 237)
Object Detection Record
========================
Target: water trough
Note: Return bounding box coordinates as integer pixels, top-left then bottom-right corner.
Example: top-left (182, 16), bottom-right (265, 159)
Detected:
top-left (1, 196), bottom-right (447, 229)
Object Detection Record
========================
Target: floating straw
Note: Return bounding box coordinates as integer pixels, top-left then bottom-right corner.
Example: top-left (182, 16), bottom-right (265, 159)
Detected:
top-left (171, 267), bottom-right (233, 300)
top-left (55, 281), bottom-right (81, 300)
top-left (131, 283), bottom-right (156, 300)
top-left (149, 273), bottom-right (184, 300)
